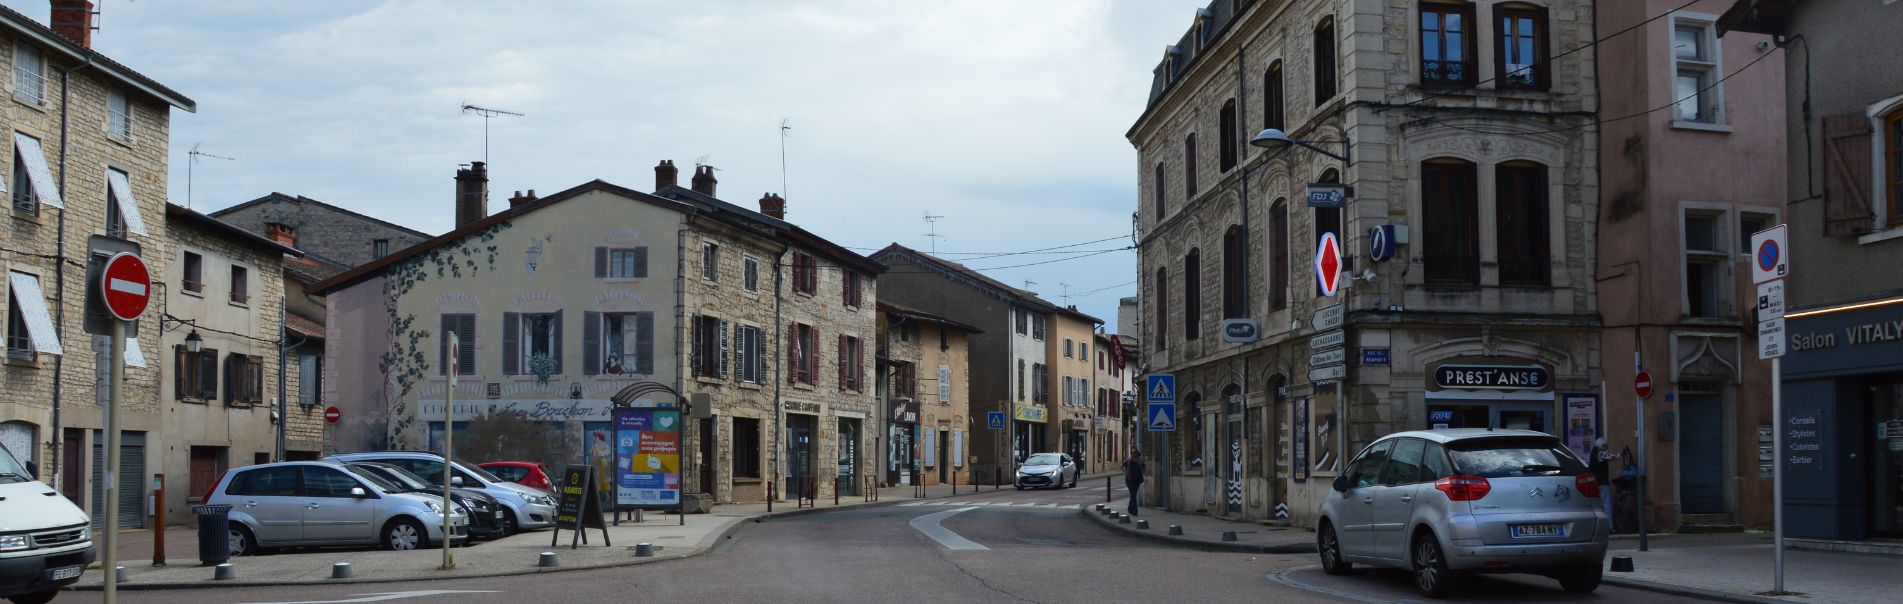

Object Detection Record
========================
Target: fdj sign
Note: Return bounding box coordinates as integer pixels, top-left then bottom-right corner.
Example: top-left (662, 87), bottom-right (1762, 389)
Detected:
top-left (1434, 365), bottom-right (1550, 390)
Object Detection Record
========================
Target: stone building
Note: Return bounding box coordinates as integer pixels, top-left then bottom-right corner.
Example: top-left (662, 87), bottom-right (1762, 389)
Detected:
top-left (1130, 0), bottom-right (1600, 525)
top-left (876, 302), bottom-right (978, 487)
top-left (0, 1), bottom-right (194, 529)
top-left (1090, 331), bottom-right (1133, 473)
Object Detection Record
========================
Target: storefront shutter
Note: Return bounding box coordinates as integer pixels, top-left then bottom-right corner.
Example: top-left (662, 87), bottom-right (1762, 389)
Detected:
top-left (1822, 114), bottom-right (1876, 237)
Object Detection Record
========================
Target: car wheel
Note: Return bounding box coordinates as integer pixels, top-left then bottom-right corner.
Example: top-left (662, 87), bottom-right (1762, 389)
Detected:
top-left (1412, 532), bottom-right (1461, 598)
top-left (227, 523), bottom-right (256, 557)
top-left (1558, 564), bottom-right (1603, 594)
top-left (1318, 523), bottom-right (1352, 575)
top-left (6, 588), bottom-right (60, 604)
top-left (500, 508), bottom-right (520, 535)
top-left (384, 518), bottom-right (427, 551)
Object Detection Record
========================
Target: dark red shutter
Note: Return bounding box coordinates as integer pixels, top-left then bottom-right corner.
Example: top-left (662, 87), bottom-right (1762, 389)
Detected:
top-left (1822, 114), bottom-right (1876, 237)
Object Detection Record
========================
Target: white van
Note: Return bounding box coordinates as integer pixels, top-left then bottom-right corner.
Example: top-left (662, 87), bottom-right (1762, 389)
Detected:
top-left (0, 444), bottom-right (92, 604)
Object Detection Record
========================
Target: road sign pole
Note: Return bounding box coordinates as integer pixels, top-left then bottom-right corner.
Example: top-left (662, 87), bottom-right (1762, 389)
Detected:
top-left (1772, 355), bottom-right (1784, 593)
top-left (103, 319), bottom-right (123, 604)
top-left (442, 332), bottom-right (457, 570)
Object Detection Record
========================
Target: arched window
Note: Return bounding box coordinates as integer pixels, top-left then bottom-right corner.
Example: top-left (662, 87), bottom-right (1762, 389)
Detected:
top-left (1264, 60), bottom-right (1284, 132)
top-left (1155, 268), bottom-right (1169, 350)
top-left (1496, 3), bottom-right (1550, 90)
top-left (1314, 17), bottom-right (1338, 104)
top-left (1314, 169), bottom-right (1342, 296)
top-left (1154, 163), bottom-right (1167, 219)
top-left (1219, 99), bottom-right (1239, 172)
top-left (1184, 249), bottom-right (1201, 340)
top-left (1222, 225), bottom-right (1247, 319)
top-left (1496, 160), bottom-right (1550, 286)
top-left (1420, 2), bottom-right (1477, 86)
top-left (1185, 133), bottom-right (1199, 197)
top-left (1270, 199), bottom-right (1290, 310)
top-left (1422, 158), bottom-right (1479, 285)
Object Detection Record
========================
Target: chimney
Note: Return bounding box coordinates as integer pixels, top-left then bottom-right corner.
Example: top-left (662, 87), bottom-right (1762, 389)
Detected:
top-left (758, 193), bottom-right (786, 219)
top-left (50, 0), bottom-right (93, 48)
top-left (654, 160), bottom-right (678, 191)
top-left (690, 165), bottom-right (717, 197)
top-left (509, 189), bottom-right (538, 209)
top-left (454, 161), bottom-right (488, 228)
top-left (263, 222), bottom-right (296, 246)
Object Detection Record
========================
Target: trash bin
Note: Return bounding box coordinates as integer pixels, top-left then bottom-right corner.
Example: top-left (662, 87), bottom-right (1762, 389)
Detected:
top-left (193, 504), bottom-right (233, 566)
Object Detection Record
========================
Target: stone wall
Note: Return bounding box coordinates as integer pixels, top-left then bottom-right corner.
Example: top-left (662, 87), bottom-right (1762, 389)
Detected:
top-left (680, 216), bottom-right (785, 502)
top-left (212, 194), bottom-right (430, 268)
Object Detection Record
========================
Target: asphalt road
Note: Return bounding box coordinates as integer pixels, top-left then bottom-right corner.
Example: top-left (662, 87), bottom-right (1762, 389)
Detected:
top-left (55, 484), bottom-right (1703, 604)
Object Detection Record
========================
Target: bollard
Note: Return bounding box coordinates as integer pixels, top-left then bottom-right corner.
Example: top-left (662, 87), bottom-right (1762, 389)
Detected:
top-left (834, 477), bottom-right (840, 506)
top-left (1168, 525), bottom-right (1183, 536)
top-left (1222, 531), bottom-right (1238, 542)
top-left (768, 482), bottom-right (775, 514)
top-left (995, 467), bottom-right (1002, 491)
top-left (1610, 556), bottom-right (1635, 572)
top-left (1094, 504), bottom-right (1105, 511)
top-left (331, 562), bottom-right (352, 579)
top-left (115, 566), bottom-right (126, 583)
top-left (635, 543), bottom-right (655, 557)
top-left (538, 552), bottom-right (559, 568)
top-left (1106, 475), bottom-right (1112, 502)
top-left (1119, 514), bottom-right (1132, 525)
top-left (212, 563), bottom-right (235, 581)
top-left (1137, 519), bottom-right (1151, 529)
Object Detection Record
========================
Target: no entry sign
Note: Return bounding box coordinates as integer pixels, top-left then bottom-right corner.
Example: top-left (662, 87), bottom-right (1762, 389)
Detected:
top-left (1635, 370), bottom-right (1654, 400)
top-left (99, 252), bottom-right (150, 321)
top-left (324, 406), bottom-right (342, 425)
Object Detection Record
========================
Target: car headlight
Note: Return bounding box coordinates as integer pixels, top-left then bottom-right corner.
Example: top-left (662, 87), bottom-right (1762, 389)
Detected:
top-left (423, 501), bottom-right (443, 514)
top-left (79, 527), bottom-right (90, 541)
top-left (531, 495), bottom-right (555, 506)
top-left (0, 535), bottom-right (29, 551)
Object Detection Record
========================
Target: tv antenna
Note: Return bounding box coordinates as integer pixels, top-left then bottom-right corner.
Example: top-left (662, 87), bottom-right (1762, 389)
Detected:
top-left (1022, 279), bottom-right (1037, 294)
top-left (460, 103), bottom-right (524, 170)
top-left (779, 118), bottom-right (792, 202)
top-left (695, 155), bottom-right (721, 171)
top-left (185, 144), bottom-right (235, 209)
top-left (923, 212), bottom-right (945, 256)
top-left (1058, 282), bottom-right (1073, 306)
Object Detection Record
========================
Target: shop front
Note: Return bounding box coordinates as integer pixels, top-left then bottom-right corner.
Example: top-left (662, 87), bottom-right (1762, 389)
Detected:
top-left (1781, 300), bottom-right (1903, 540)
top-left (1012, 402), bottom-right (1048, 466)
top-left (887, 400), bottom-right (919, 486)
top-left (1425, 364), bottom-right (1558, 434)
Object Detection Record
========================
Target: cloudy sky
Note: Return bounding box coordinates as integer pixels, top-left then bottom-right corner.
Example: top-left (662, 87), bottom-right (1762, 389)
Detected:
top-left (7, 0), bottom-right (1206, 325)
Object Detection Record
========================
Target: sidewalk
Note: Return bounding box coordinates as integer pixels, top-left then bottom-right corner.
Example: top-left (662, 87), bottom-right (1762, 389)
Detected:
top-left (1601, 532), bottom-right (1896, 604)
top-left (1080, 503), bottom-right (1314, 554)
top-left (76, 481), bottom-right (973, 590)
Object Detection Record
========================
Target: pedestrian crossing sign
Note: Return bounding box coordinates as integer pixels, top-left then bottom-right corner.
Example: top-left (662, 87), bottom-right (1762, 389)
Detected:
top-left (1148, 402), bottom-right (1177, 432)
top-left (1145, 374), bottom-right (1176, 403)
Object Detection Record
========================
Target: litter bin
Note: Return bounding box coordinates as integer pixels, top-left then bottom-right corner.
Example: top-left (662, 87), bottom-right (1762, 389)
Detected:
top-left (193, 504), bottom-right (233, 565)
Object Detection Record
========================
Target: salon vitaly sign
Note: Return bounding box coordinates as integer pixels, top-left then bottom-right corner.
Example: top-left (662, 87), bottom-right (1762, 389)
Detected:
top-left (1433, 365), bottom-right (1550, 390)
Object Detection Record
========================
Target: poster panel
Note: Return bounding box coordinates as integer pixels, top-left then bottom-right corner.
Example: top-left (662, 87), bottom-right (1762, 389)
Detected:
top-left (614, 406), bottom-right (682, 508)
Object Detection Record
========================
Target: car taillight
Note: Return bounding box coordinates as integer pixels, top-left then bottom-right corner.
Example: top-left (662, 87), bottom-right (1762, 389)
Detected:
top-left (1434, 475), bottom-right (1492, 501)
top-left (203, 469), bottom-right (229, 502)
top-left (1575, 472), bottom-right (1601, 498)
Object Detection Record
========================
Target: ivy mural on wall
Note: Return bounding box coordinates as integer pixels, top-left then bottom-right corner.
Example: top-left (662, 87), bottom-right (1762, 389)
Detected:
top-left (376, 220), bottom-right (511, 446)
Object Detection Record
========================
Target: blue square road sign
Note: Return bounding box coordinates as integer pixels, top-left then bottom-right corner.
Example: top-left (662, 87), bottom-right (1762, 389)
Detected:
top-left (986, 411), bottom-right (1006, 430)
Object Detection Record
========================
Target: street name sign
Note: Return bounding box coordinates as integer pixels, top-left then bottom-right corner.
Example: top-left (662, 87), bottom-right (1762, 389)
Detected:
top-left (1309, 365), bottom-right (1347, 383)
top-left (1308, 330), bottom-right (1345, 351)
top-left (1313, 304), bottom-right (1345, 331)
top-left (1309, 348), bottom-right (1346, 368)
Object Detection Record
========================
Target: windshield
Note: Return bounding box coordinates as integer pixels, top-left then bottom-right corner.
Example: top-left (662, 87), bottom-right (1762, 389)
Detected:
top-left (343, 465), bottom-right (404, 493)
top-left (354, 464), bottom-right (429, 491)
top-left (1024, 454), bottom-right (1062, 466)
top-left (1447, 437), bottom-right (1586, 478)
top-left (0, 443), bottom-right (28, 483)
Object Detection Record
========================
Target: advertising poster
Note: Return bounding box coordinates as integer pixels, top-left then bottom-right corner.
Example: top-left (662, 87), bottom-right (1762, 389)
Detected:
top-left (1563, 393), bottom-right (1600, 460)
top-left (1292, 397), bottom-right (1309, 483)
top-left (1311, 391), bottom-right (1340, 475)
top-left (614, 406), bottom-right (682, 508)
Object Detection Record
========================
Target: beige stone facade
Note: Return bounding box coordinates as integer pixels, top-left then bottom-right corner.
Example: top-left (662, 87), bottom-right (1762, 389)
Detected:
top-left (1046, 309), bottom-right (1101, 472)
top-left (876, 302), bottom-right (976, 487)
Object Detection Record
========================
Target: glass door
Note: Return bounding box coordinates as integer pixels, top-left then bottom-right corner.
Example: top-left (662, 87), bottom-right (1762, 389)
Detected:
top-left (1874, 379), bottom-right (1903, 537)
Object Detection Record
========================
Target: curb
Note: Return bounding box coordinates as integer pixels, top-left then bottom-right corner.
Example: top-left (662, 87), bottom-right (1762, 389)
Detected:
top-left (1601, 576), bottom-right (1799, 604)
top-left (1079, 508), bottom-right (1315, 554)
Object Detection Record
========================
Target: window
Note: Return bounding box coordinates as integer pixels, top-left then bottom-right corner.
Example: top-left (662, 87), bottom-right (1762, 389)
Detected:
top-left (105, 168), bottom-right (143, 237)
top-left (1154, 268), bottom-right (1169, 349)
top-left (1270, 200), bottom-right (1290, 310)
top-left (1264, 61), bottom-right (1284, 133)
top-left (595, 246), bottom-right (649, 279)
top-left (372, 239), bottom-right (390, 258)
top-left (894, 362), bottom-right (917, 398)
top-left (691, 315), bottom-right (727, 379)
top-left (1032, 363), bottom-right (1048, 404)
top-left (788, 322), bottom-right (817, 385)
top-left (1183, 249), bottom-right (1200, 340)
top-left (792, 252), bottom-right (818, 295)
top-left (1015, 308), bottom-right (1028, 335)
top-left (107, 189), bottom-right (125, 236)
top-left (1153, 163), bottom-right (1166, 219)
top-left (1062, 376), bottom-right (1074, 406)
top-left (1079, 342), bottom-right (1088, 361)
top-left (1098, 349), bottom-right (1105, 370)
top-left (504, 311), bottom-right (563, 376)
top-left (302, 466), bottom-right (361, 498)
top-left (1222, 224), bottom-right (1246, 318)
top-left (1496, 161), bottom-right (1550, 286)
top-left (586, 311), bottom-right (653, 376)
top-left (843, 271), bottom-right (863, 308)
top-left (10, 141), bottom-right (34, 214)
top-left (106, 89), bottom-right (132, 140)
top-left (171, 345), bottom-right (217, 400)
top-left (1380, 438), bottom-right (1428, 486)
top-left (13, 43), bottom-right (44, 105)
top-left (10, 133), bottom-right (57, 214)
top-left (732, 418), bottom-right (761, 479)
top-left (297, 352), bottom-right (321, 406)
top-left (439, 314), bottom-right (476, 375)
top-left (1064, 339), bottom-right (1074, 358)
top-left (702, 241), bottom-right (720, 282)
top-left (1887, 110), bottom-right (1903, 228)
top-left (229, 265), bottom-right (250, 304)
top-left (1739, 212), bottom-right (1774, 251)
top-left (1347, 439), bottom-right (1395, 489)
top-left (1684, 211), bottom-right (1728, 318)
top-left (1314, 17), bottom-right (1338, 104)
top-left (743, 256), bottom-right (760, 292)
top-left (226, 466), bottom-right (297, 497)
top-left (1219, 99), bottom-right (1238, 172)
top-left (937, 325), bottom-right (948, 350)
top-left (1420, 3), bottom-right (1476, 87)
top-left (223, 353), bottom-right (263, 406)
top-left (1184, 133), bottom-right (1198, 197)
top-left (838, 335), bottom-right (863, 391)
top-left (735, 324), bottom-right (765, 383)
top-left (1672, 20), bottom-right (1720, 124)
top-left (1017, 359), bottom-right (1026, 402)
top-left (181, 251), bottom-right (203, 293)
top-left (1422, 159), bottom-right (1479, 286)
top-left (1031, 314), bottom-right (1046, 341)
top-left (1496, 4), bottom-right (1549, 90)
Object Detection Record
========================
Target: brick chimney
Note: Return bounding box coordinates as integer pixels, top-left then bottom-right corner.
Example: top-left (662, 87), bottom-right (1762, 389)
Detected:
top-left (758, 193), bottom-right (786, 219)
top-left (654, 160), bottom-right (678, 191)
top-left (509, 189), bottom-right (538, 209)
top-left (50, 0), bottom-right (93, 47)
top-left (263, 222), bottom-right (296, 246)
top-left (454, 161), bottom-right (487, 228)
top-left (690, 165), bottom-right (717, 197)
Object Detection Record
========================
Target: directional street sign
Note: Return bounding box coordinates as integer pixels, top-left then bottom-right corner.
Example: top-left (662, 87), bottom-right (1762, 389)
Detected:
top-left (1313, 304), bottom-right (1345, 332)
top-left (1147, 402), bottom-right (1177, 432)
top-left (986, 411), bottom-right (1006, 430)
top-left (1308, 330), bottom-right (1345, 352)
top-left (1751, 224), bottom-right (1789, 284)
top-left (1316, 232), bottom-right (1344, 297)
top-left (1309, 348), bottom-right (1346, 368)
top-left (1309, 365), bottom-right (1347, 383)
top-left (1146, 374), bottom-right (1177, 403)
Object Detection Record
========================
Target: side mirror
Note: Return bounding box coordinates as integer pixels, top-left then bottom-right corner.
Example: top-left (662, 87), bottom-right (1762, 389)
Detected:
top-left (350, 486), bottom-right (368, 497)
top-left (450, 476), bottom-right (465, 487)
top-left (24, 460), bottom-right (37, 478)
top-left (1332, 474), bottom-right (1351, 493)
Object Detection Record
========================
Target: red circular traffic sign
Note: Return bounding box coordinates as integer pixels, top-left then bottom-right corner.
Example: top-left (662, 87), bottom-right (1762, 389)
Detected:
top-left (1635, 371), bottom-right (1654, 399)
top-left (324, 406), bottom-right (342, 425)
top-left (99, 252), bottom-right (151, 321)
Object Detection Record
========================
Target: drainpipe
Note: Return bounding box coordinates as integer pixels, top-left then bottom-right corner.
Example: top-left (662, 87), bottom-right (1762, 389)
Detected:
top-left (49, 55), bottom-right (96, 493)
top-left (771, 248), bottom-right (786, 500)
top-left (675, 226), bottom-right (689, 488)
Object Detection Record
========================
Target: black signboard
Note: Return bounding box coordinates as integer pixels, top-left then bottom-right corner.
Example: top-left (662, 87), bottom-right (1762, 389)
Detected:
top-left (1433, 365), bottom-right (1550, 390)
top-left (551, 465), bottom-right (609, 549)
top-left (1784, 407), bottom-right (1825, 473)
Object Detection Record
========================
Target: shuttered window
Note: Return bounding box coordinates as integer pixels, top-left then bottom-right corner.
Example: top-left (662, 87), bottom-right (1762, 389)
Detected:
top-left (172, 345), bottom-right (218, 401)
top-left (1270, 200), bottom-right (1289, 310)
top-left (439, 314), bottom-right (476, 375)
top-left (1821, 114), bottom-right (1875, 237)
top-left (1183, 249), bottom-right (1201, 340)
top-left (595, 246), bottom-right (648, 279)
top-left (1218, 99), bottom-right (1238, 172)
top-left (691, 315), bottom-right (727, 379)
top-left (1496, 162), bottom-right (1550, 287)
top-left (584, 311), bottom-right (651, 376)
top-left (1422, 159), bottom-right (1479, 286)
top-left (504, 311), bottom-right (563, 376)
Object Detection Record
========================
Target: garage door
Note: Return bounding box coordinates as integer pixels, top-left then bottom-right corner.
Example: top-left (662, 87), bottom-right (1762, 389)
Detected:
top-left (90, 431), bottom-right (146, 530)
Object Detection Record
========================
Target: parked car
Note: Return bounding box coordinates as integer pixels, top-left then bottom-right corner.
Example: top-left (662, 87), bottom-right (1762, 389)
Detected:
top-left (205, 461), bottom-right (468, 556)
top-left (345, 462), bottom-right (507, 540)
top-left (0, 444), bottom-right (93, 604)
top-left (1316, 429), bottom-right (1608, 598)
top-left (1014, 453), bottom-right (1077, 490)
top-left (478, 461), bottom-right (553, 493)
top-left (328, 452), bottom-right (557, 534)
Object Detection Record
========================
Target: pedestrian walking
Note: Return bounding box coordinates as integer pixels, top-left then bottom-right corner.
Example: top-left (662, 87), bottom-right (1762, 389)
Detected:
top-left (1121, 449), bottom-right (1145, 516)
top-left (1589, 437), bottom-right (1615, 527)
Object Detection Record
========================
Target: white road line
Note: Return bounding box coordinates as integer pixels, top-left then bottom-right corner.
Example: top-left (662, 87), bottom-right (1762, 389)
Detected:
top-left (239, 590), bottom-right (500, 604)
top-left (899, 502), bottom-right (925, 507)
top-left (909, 506), bottom-right (989, 551)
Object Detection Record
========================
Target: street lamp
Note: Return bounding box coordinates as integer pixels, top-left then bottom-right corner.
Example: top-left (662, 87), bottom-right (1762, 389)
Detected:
top-left (184, 329), bottom-right (203, 353)
top-left (1250, 128), bottom-right (1351, 164)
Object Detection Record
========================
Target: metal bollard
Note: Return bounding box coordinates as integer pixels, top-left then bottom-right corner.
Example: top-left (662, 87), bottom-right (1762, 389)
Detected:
top-left (1610, 556), bottom-right (1635, 572)
top-left (635, 543), bottom-right (655, 557)
top-left (1106, 475), bottom-right (1112, 502)
top-left (1222, 531), bottom-right (1238, 542)
top-left (538, 552), bottom-right (559, 568)
top-left (331, 562), bottom-right (352, 579)
top-left (212, 563), bottom-right (235, 581)
top-left (1168, 525), bottom-right (1184, 536)
top-left (834, 477), bottom-right (840, 506)
top-left (1137, 519), bottom-right (1151, 529)
top-left (1119, 514), bottom-right (1132, 525)
top-left (115, 566), bottom-right (126, 583)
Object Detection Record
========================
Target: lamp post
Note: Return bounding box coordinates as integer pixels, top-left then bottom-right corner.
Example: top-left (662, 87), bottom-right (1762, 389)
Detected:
top-left (1249, 128), bottom-right (1351, 165)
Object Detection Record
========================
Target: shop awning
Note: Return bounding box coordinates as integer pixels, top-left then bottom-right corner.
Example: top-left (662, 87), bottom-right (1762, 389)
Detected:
top-left (7, 271), bottom-right (62, 355)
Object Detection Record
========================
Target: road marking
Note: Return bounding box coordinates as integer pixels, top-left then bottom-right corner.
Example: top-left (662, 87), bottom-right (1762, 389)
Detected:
top-left (239, 590), bottom-right (501, 604)
top-left (909, 506), bottom-right (989, 551)
top-left (900, 502), bottom-right (925, 507)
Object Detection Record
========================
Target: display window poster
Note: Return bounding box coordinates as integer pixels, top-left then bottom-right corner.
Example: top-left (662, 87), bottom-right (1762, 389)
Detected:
top-left (1292, 397), bottom-right (1309, 483)
top-left (1310, 390), bottom-right (1341, 475)
top-left (1563, 393), bottom-right (1600, 460)
top-left (614, 406), bottom-right (682, 508)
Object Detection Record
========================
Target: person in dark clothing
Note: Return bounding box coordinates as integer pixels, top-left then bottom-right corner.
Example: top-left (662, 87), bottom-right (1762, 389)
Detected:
top-left (1121, 449), bottom-right (1145, 515)
top-left (1588, 437), bottom-right (1615, 527)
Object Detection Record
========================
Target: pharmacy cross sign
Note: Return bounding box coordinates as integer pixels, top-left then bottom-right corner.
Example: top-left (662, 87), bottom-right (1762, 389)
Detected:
top-left (1315, 231), bottom-right (1343, 297)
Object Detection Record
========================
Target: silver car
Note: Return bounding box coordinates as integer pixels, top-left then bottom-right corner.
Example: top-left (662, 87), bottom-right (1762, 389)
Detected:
top-left (328, 452), bottom-right (558, 533)
top-left (1316, 429), bottom-right (1608, 598)
top-left (1015, 453), bottom-right (1078, 490)
top-left (207, 461), bottom-right (468, 555)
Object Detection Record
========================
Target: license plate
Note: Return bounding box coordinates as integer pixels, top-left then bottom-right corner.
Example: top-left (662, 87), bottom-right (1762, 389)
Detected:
top-left (1511, 524), bottom-right (1564, 538)
top-left (46, 566), bottom-right (83, 581)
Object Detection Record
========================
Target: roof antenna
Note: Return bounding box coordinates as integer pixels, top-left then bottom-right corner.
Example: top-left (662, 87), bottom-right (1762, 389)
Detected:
top-left (923, 212), bottom-right (945, 256)
top-left (186, 143), bottom-right (235, 210)
top-left (1058, 283), bottom-right (1073, 306)
top-left (779, 118), bottom-right (792, 202)
top-left (1022, 280), bottom-right (1037, 295)
top-left (461, 103), bottom-right (524, 196)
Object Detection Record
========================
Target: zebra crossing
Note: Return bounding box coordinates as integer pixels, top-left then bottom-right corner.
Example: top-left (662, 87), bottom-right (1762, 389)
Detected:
top-left (898, 501), bottom-right (1081, 509)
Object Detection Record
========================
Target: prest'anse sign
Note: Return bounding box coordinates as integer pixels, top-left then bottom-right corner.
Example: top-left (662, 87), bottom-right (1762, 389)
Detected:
top-left (1433, 365), bottom-right (1550, 390)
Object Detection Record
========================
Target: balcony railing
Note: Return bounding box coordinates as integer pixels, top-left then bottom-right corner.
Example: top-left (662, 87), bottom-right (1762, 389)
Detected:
top-left (1421, 60), bottom-right (1475, 87)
